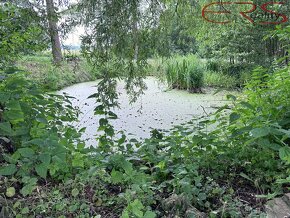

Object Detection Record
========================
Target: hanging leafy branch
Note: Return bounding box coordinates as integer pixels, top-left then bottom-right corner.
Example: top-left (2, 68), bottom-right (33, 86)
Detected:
top-left (78, 0), bottom-right (164, 107)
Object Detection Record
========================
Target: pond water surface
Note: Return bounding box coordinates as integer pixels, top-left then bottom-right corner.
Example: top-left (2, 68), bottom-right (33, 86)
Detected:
top-left (59, 77), bottom-right (231, 146)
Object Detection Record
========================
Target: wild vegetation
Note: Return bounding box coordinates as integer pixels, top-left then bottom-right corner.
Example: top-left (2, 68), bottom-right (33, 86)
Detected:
top-left (18, 54), bottom-right (96, 90)
top-left (0, 0), bottom-right (290, 217)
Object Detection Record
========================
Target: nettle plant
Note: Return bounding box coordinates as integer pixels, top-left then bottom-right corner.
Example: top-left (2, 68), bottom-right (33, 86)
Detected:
top-left (233, 67), bottom-right (290, 184)
top-left (0, 73), bottom-right (87, 196)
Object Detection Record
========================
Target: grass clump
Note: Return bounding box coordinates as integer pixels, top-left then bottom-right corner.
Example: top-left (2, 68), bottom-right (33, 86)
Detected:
top-left (153, 55), bottom-right (240, 91)
top-left (165, 55), bottom-right (204, 93)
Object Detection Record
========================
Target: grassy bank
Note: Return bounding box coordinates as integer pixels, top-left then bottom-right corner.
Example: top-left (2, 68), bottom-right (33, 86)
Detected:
top-left (17, 54), bottom-right (98, 90)
top-left (16, 54), bottom-right (244, 91)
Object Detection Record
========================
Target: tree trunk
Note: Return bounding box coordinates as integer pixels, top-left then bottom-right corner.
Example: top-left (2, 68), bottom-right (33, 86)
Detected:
top-left (46, 0), bottom-right (62, 65)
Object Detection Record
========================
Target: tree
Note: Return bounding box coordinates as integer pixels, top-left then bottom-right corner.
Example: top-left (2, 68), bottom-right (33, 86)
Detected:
top-left (159, 0), bottom-right (290, 76)
top-left (45, 0), bottom-right (63, 65)
top-left (6, 0), bottom-right (69, 65)
top-left (0, 3), bottom-right (48, 69)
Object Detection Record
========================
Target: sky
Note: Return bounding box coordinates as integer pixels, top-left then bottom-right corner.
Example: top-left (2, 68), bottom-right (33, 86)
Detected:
top-left (62, 0), bottom-right (84, 46)
top-left (63, 26), bottom-right (85, 46)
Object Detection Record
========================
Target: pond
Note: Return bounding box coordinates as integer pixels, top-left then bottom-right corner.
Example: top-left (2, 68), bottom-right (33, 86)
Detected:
top-left (59, 77), bottom-right (232, 146)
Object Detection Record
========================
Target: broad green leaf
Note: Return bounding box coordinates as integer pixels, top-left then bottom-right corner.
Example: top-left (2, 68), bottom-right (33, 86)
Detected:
top-left (0, 93), bottom-right (10, 103)
top-left (144, 211), bottom-right (157, 218)
top-left (36, 117), bottom-right (48, 124)
top-left (229, 112), bottom-right (240, 123)
top-left (250, 127), bottom-right (270, 138)
top-left (0, 164), bottom-right (17, 176)
top-left (39, 153), bottom-right (51, 165)
top-left (226, 94), bottom-right (237, 101)
top-left (198, 193), bottom-right (207, 201)
top-left (156, 161), bottom-right (165, 170)
top-left (131, 200), bottom-right (144, 217)
top-left (77, 143), bottom-right (85, 150)
top-left (105, 126), bottom-right (114, 137)
top-left (72, 153), bottom-right (84, 168)
top-left (111, 169), bottom-right (123, 184)
top-left (122, 160), bottom-right (133, 174)
top-left (99, 118), bottom-right (108, 127)
top-left (18, 148), bottom-right (35, 158)
top-left (121, 211), bottom-right (130, 218)
top-left (240, 101), bottom-right (255, 110)
top-left (279, 147), bottom-right (290, 163)
top-left (21, 207), bottom-right (29, 214)
top-left (35, 163), bottom-right (48, 179)
top-left (6, 187), bottom-right (16, 197)
top-left (3, 152), bottom-right (20, 164)
top-left (88, 93), bottom-right (99, 99)
top-left (132, 209), bottom-right (143, 218)
top-left (5, 110), bottom-right (24, 122)
top-left (108, 111), bottom-right (118, 119)
top-left (25, 138), bottom-right (44, 146)
top-left (14, 126), bottom-right (29, 136)
top-left (6, 100), bottom-right (21, 110)
top-left (0, 122), bottom-right (12, 135)
top-left (20, 183), bottom-right (37, 197)
top-left (94, 105), bottom-right (105, 115)
top-left (71, 188), bottom-right (79, 197)
top-left (118, 135), bottom-right (126, 144)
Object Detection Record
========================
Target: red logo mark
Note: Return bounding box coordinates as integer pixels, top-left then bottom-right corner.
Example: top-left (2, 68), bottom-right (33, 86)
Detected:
top-left (202, 2), bottom-right (288, 24)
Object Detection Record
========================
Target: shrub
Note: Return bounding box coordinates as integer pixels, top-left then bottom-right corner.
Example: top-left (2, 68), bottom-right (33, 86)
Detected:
top-left (0, 73), bottom-right (87, 192)
top-left (206, 59), bottom-right (252, 81)
top-left (165, 55), bottom-right (204, 92)
top-left (204, 71), bottom-right (237, 89)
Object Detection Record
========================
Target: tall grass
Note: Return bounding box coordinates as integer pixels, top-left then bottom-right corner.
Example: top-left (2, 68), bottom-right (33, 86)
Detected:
top-left (165, 55), bottom-right (204, 92)
top-left (17, 54), bottom-right (98, 90)
top-left (150, 56), bottom-right (242, 90)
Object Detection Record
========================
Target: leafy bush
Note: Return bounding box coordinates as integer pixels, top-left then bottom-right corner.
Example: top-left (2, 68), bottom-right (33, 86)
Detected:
top-left (204, 71), bottom-right (237, 89)
top-left (165, 55), bottom-right (204, 92)
top-left (206, 59), bottom-right (253, 87)
top-left (0, 73), bottom-right (88, 194)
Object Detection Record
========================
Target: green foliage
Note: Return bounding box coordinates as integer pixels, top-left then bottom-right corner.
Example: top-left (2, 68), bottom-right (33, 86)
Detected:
top-left (158, 1), bottom-right (289, 86)
top-left (1, 1), bottom-right (290, 216)
top-left (121, 199), bottom-right (156, 218)
top-left (204, 71), bottom-right (237, 89)
top-left (0, 3), bottom-right (48, 69)
top-left (165, 55), bottom-right (204, 92)
top-left (79, 0), bottom-right (166, 106)
top-left (17, 54), bottom-right (97, 90)
top-left (0, 73), bottom-right (88, 192)
top-left (205, 59), bottom-right (253, 84)
top-left (3, 65), bottom-right (288, 217)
